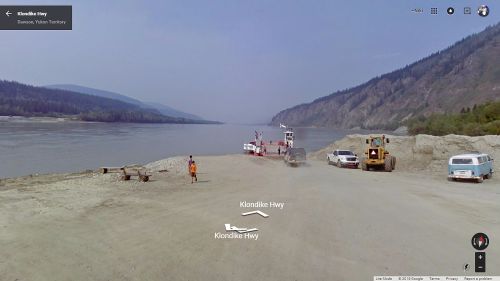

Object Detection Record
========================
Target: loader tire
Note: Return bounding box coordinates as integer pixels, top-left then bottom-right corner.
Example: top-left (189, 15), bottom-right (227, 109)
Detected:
top-left (361, 158), bottom-right (368, 171)
top-left (384, 156), bottom-right (393, 172)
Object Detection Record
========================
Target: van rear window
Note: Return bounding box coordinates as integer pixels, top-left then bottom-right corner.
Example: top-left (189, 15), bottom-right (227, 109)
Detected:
top-left (452, 158), bottom-right (473, 164)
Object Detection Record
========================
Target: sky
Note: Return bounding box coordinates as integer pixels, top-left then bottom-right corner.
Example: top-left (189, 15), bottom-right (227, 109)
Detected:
top-left (0, 0), bottom-right (498, 123)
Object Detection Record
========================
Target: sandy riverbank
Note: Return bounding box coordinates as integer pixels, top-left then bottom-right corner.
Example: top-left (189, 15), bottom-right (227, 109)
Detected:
top-left (311, 134), bottom-right (500, 173)
top-left (1, 136), bottom-right (499, 280)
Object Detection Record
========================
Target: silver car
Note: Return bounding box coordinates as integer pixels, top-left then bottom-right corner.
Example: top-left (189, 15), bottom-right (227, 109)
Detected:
top-left (327, 149), bottom-right (359, 168)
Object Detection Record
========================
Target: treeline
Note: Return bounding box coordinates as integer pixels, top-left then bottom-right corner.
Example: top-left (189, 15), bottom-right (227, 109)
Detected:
top-left (0, 97), bottom-right (80, 117)
top-left (79, 110), bottom-right (208, 124)
top-left (407, 101), bottom-right (500, 136)
top-left (0, 80), bottom-right (219, 124)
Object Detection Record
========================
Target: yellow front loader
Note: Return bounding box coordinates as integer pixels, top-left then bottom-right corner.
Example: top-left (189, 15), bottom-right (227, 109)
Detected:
top-left (360, 135), bottom-right (396, 172)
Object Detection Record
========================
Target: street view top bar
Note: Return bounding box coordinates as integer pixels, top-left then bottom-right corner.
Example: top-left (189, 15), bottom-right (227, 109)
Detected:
top-left (0, 5), bottom-right (72, 30)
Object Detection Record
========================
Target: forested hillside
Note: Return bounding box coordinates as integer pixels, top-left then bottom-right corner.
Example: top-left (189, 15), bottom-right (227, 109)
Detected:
top-left (0, 80), bottom-right (217, 124)
top-left (46, 84), bottom-right (204, 120)
top-left (408, 101), bottom-right (500, 136)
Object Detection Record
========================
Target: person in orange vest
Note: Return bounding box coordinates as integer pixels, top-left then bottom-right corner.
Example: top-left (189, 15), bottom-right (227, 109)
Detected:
top-left (188, 155), bottom-right (193, 174)
top-left (190, 161), bottom-right (198, 184)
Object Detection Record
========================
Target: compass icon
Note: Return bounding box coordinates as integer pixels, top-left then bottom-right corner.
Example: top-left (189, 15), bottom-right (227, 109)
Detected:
top-left (471, 233), bottom-right (489, 250)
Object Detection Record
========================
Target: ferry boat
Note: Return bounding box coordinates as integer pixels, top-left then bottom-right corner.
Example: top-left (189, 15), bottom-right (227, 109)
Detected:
top-left (283, 128), bottom-right (294, 149)
top-left (243, 125), bottom-right (294, 156)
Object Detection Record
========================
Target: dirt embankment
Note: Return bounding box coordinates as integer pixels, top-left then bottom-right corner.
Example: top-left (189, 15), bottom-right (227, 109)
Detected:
top-left (310, 134), bottom-right (500, 173)
top-left (145, 156), bottom-right (188, 174)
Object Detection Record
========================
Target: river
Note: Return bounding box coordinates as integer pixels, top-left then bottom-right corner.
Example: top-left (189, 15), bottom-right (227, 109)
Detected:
top-left (0, 120), bottom-right (368, 178)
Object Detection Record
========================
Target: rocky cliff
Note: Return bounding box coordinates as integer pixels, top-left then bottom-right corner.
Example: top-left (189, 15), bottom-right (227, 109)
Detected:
top-left (271, 23), bottom-right (500, 129)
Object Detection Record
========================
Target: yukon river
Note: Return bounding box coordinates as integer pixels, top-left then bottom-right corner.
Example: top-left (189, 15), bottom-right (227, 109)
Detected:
top-left (0, 120), bottom-right (368, 178)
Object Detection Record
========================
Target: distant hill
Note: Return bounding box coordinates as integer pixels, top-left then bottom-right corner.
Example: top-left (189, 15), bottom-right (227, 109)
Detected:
top-left (46, 84), bottom-right (204, 120)
top-left (0, 80), bottom-right (218, 124)
top-left (142, 101), bottom-right (203, 121)
top-left (271, 23), bottom-right (500, 129)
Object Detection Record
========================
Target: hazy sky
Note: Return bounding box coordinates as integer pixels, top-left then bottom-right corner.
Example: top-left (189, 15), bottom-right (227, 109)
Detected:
top-left (1, 0), bottom-right (498, 123)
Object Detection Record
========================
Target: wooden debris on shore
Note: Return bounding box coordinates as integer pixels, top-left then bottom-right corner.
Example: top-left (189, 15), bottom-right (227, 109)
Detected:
top-left (100, 164), bottom-right (152, 182)
top-left (121, 168), bottom-right (152, 182)
top-left (100, 164), bottom-right (142, 174)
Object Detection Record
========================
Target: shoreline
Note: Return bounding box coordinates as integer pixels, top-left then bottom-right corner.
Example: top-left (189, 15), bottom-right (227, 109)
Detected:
top-left (2, 133), bottom-right (499, 182)
top-left (0, 115), bottom-right (78, 123)
top-left (3, 158), bottom-right (497, 192)
top-left (0, 115), bottom-right (223, 125)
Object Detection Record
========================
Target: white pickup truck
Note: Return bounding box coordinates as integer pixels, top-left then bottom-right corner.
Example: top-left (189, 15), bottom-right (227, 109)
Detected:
top-left (327, 149), bottom-right (359, 168)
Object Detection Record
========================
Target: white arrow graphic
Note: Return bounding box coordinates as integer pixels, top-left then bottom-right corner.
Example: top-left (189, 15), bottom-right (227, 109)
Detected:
top-left (224, 224), bottom-right (258, 233)
top-left (6, 11), bottom-right (12, 17)
top-left (241, 210), bottom-right (269, 218)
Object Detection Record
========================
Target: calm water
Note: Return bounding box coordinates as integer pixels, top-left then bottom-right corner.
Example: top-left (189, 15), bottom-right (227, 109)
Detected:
top-left (0, 121), bottom-right (364, 178)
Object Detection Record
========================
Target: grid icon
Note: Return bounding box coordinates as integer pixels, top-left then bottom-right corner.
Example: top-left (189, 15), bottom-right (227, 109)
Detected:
top-left (431, 7), bottom-right (438, 15)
